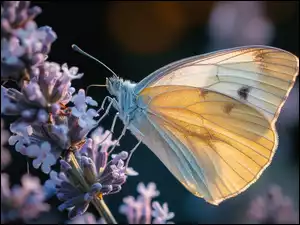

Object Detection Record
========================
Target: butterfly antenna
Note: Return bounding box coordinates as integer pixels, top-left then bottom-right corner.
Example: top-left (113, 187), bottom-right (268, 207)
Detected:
top-left (72, 44), bottom-right (118, 78)
top-left (86, 84), bottom-right (107, 95)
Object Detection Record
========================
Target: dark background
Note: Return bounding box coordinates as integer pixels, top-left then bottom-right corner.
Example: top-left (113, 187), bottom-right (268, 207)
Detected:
top-left (3, 1), bottom-right (299, 223)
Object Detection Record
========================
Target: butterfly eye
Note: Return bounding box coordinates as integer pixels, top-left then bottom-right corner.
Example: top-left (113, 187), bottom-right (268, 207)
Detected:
top-left (107, 77), bottom-right (121, 97)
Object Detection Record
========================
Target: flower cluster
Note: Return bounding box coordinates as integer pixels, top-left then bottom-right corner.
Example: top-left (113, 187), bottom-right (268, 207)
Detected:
top-left (119, 182), bottom-right (174, 224)
top-left (2, 1), bottom-right (300, 225)
top-left (45, 127), bottom-right (138, 219)
top-left (1, 118), bottom-right (51, 223)
top-left (247, 185), bottom-right (299, 224)
top-left (1, 1), bottom-right (57, 83)
top-left (68, 182), bottom-right (174, 224)
top-left (1, 1), bottom-right (94, 175)
top-left (1, 1), bottom-right (143, 223)
top-left (1, 173), bottom-right (50, 223)
top-left (1, 1), bottom-right (111, 222)
top-left (1, 62), bottom-right (83, 124)
top-left (7, 88), bottom-right (98, 174)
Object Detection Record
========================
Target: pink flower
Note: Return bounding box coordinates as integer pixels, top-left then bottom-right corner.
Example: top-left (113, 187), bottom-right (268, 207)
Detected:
top-left (247, 185), bottom-right (299, 224)
top-left (119, 182), bottom-right (175, 224)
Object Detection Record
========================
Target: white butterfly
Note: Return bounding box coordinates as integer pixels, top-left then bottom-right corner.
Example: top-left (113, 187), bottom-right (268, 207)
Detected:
top-left (74, 45), bottom-right (299, 205)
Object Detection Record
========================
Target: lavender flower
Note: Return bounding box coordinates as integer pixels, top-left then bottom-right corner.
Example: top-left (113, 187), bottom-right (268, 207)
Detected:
top-left (1, 173), bottom-right (50, 223)
top-left (71, 89), bottom-right (98, 128)
top-left (119, 182), bottom-right (175, 224)
top-left (152, 202), bottom-right (175, 224)
top-left (2, 1), bottom-right (168, 224)
top-left (7, 89), bottom-right (99, 173)
top-left (247, 185), bottom-right (299, 224)
top-left (1, 62), bottom-right (83, 124)
top-left (83, 127), bottom-right (138, 176)
top-left (1, 1), bottom-right (57, 82)
top-left (7, 121), bottom-right (61, 174)
top-left (8, 120), bottom-right (32, 154)
top-left (26, 141), bottom-right (56, 174)
top-left (1, 119), bottom-right (11, 170)
top-left (119, 196), bottom-right (144, 224)
top-left (67, 182), bottom-right (174, 224)
top-left (45, 127), bottom-right (137, 219)
top-left (54, 151), bottom-right (130, 219)
top-left (90, 127), bottom-right (118, 152)
top-left (46, 168), bottom-right (94, 219)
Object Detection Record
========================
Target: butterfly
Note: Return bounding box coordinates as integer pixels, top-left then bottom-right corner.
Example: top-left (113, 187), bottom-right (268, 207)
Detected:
top-left (73, 45), bottom-right (299, 205)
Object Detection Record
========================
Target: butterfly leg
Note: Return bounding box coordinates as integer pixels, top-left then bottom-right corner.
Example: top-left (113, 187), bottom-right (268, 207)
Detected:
top-left (107, 114), bottom-right (132, 154)
top-left (97, 96), bottom-right (112, 114)
top-left (97, 111), bottom-right (119, 146)
top-left (125, 139), bottom-right (142, 168)
top-left (97, 96), bottom-right (117, 123)
top-left (108, 121), bottom-right (128, 155)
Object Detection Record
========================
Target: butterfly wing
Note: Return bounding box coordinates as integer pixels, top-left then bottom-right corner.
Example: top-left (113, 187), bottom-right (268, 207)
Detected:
top-left (135, 46), bottom-right (299, 125)
top-left (135, 85), bottom-right (277, 205)
top-left (132, 46), bottom-right (298, 204)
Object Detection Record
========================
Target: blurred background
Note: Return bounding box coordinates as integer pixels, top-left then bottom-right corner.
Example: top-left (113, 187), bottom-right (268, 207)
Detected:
top-left (3, 1), bottom-right (299, 223)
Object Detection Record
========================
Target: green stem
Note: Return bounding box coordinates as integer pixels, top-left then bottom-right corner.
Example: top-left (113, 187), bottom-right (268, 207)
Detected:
top-left (92, 197), bottom-right (117, 224)
top-left (68, 152), bottom-right (117, 224)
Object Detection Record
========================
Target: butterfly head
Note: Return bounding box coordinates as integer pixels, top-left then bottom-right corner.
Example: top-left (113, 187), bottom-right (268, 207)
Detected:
top-left (106, 76), bottom-right (123, 97)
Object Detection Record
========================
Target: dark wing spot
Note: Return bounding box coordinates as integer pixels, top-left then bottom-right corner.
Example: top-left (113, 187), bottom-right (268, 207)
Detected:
top-left (253, 49), bottom-right (265, 62)
top-left (223, 103), bottom-right (235, 114)
top-left (199, 89), bottom-right (209, 100)
top-left (238, 86), bottom-right (251, 100)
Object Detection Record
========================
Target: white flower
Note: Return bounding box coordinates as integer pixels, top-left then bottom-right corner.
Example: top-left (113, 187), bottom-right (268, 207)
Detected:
top-left (10, 121), bottom-right (33, 138)
top-left (13, 21), bottom-right (47, 52)
top-left (21, 174), bottom-right (44, 194)
top-left (118, 183), bottom-right (175, 224)
top-left (71, 89), bottom-right (87, 111)
top-left (1, 37), bottom-right (25, 65)
top-left (26, 142), bottom-right (56, 174)
top-left (8, 122), bottom-right (32, 154)
top-left (137, 182), bottom-right (160, 199)
top-left (125, 196), bottom-right (144, 209)
top-left (71, 89), bottom-right (98, 130)
top-left (8, 134), bottom-right (28, 154)
top-left (85, 96), bottom-right (98, 106)
top-left (126, 167), bottom-right (139, 176)
top-left (61, 63), bottom-right (84, 80)
top-left (91, 127), bottom-right (118, 152)
top-left (1, 86), bottom-right (17, 114)
top-left (152, 202), bottom-right (175, 224)
top-left (44, 171), bottom-right (64, 190)
top-left (1, 173), bottom-right (50, 222)
top-left (110, 159), bottom-right (126, 178)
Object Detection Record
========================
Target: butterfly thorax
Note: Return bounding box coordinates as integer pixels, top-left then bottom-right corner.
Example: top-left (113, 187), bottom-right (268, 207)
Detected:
top-left (106, 77), bottom-right (140, 124)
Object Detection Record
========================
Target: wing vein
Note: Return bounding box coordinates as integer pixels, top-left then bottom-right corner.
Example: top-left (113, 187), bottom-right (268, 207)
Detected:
top-left (149, 109), bottom-right (270, 161)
